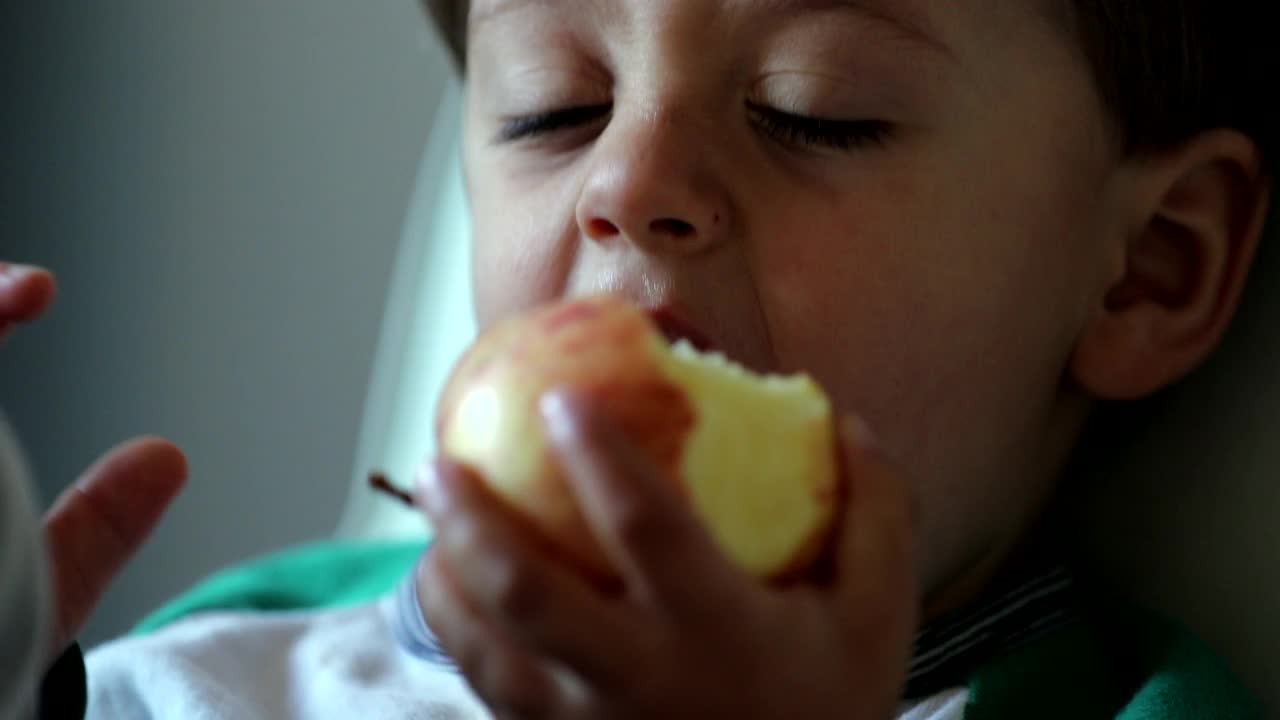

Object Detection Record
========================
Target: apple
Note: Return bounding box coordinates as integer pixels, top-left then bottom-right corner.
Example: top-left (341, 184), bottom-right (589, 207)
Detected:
top-left (436, 295), bottom-right (840, 581)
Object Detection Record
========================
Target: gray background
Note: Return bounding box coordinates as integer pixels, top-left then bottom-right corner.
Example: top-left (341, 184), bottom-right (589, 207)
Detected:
top-left (1, 1), bottom-right (450, 646)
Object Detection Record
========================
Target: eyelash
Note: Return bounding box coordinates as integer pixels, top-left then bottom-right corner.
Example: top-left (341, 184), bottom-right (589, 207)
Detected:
top-left (496, 102), bottom-right (890, 152)
top-left (745, 102), bottom-right (890, 151)
top-left (497, 104), bottom-right (612, 143)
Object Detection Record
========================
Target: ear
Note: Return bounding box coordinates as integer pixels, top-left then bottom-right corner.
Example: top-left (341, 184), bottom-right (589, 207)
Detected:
top-left (1071, 130), bottom-right (1272, 401)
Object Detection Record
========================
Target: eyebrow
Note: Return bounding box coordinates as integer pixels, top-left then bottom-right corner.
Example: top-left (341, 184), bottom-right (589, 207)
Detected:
top-left (753, 0), bottom-right (955, 60)
top-left (470, 0), bottom-right (955, 61)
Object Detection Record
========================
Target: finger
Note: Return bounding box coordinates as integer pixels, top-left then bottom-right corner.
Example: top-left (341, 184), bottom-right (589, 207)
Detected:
top-left (826, 416), bottom-right (918, 688)
top-left (420, 459), bottom-right (647, 687)
top-left (41, 437), bottom-right (187, 658)
top-left (418, 548), bottom-right (564, 719)
top-left (0, 264), bottom-right (57, 339)
top-left (538, 390), bottom-right (747, 615)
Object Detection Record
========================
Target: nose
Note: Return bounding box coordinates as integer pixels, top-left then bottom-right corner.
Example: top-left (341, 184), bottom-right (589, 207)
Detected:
top-left (575, 108), bottom-right (730, 256)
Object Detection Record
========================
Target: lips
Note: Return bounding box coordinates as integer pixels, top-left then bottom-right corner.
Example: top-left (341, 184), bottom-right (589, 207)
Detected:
top-left (646, 306), bottom-right (716, 353)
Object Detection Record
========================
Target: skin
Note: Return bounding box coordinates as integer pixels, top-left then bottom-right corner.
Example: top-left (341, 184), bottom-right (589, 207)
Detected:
top-left (0, 262), bottom-right (188, 667)
top-left (419, 0), bottom-right (1272, 716)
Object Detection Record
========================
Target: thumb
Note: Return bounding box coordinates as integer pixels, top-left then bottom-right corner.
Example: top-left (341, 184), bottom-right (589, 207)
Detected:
top-left (41, 437), bottom-right (187, 660)
top-left (826, 416), bottom-right (919, 694)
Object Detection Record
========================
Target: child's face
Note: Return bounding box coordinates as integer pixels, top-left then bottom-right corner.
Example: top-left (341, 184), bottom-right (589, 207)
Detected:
top-left (461, 1), bottom-right (1119, 602)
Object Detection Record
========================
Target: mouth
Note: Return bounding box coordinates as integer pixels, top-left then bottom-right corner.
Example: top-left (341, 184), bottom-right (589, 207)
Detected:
top-left (646, 306), bottom-right (717, 354)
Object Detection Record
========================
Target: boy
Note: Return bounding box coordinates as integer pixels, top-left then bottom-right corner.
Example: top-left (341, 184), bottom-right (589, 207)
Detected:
top-left (82, 1), bottom-right (1274, 718)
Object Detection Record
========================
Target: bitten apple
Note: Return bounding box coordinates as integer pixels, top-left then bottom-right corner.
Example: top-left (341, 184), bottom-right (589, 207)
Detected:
top-left (436, 295), bottom-right (840, 581)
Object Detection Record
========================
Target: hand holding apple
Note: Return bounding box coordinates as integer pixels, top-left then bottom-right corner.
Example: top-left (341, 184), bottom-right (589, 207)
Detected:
top-left (415, 391), bottom-right (918, 720)
top-left (411, 296), bottom-right (918, 717)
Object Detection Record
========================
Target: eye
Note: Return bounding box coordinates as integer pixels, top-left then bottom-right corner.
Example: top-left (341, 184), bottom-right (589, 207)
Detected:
top-left (747, 102), bottom-right (890, 151)
top-left (496, 104), bottom-right (612, 143)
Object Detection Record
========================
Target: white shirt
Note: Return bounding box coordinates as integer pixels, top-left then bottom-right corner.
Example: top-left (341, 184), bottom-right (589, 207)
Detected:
top-left (86, 594), bottom-right (967, 720)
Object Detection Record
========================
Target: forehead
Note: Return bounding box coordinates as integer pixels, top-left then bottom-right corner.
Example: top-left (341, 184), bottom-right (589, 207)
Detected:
top-left (469, 0), bottom-right (945, 48)
top-left (470, 0), bottom-right (934, 24)
top-left (462, 0), bottom-right (1064, 71)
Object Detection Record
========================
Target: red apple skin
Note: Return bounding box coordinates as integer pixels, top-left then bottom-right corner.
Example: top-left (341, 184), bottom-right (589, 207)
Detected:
top-left (435, 296), bottom-right (696, 577)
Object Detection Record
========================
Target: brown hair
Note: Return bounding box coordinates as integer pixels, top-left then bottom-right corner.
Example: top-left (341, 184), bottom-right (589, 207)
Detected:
top-left (423, 0), bottom-right (1274, 165)
top-left (1066, 1), bottom-right (1273, 165)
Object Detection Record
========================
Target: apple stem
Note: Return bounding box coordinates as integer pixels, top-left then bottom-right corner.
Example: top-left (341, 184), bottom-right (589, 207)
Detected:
top-left (368, 471), bottom-right (417, 508)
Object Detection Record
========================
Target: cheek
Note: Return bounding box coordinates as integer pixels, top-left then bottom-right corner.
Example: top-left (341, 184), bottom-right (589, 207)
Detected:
top-left (466, 153), bottom-right (580, 330)
top-left (750, 142), bottom-right (1101, 536)
top-left (786, 204), bottom-right (1078, 409)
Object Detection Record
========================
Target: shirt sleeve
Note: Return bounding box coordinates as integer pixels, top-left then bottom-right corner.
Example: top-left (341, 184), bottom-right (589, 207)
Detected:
top-left (385, 562), bottom-right (458, 670)
top-left (38, 643), bottom-right (87, 720)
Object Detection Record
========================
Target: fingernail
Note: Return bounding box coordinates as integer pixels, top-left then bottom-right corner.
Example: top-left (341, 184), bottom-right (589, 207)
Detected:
top-left (0, 264), bottom-right (33, 286)
top-left (843, 414), bottom-right (880, 453)
top-left (415, 461), bottom-right (448, 514)
top-left (539, 390), bottom-right (583, 445)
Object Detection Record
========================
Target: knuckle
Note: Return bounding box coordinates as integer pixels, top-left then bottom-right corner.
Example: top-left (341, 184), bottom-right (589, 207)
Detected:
top-left (450, 635), bottom-right (487, 686)
top-left (482, 553), bottom-right (545, 622)
top-left (562, 693), bottom-right (609, 720)
top-left (416, 554), bottom-right (448, 624)
top-left (445, 515), bottom-right (485, 554)
top-left (610, 496), bottom-right (669, 553)
top-left (475, 652), bottom-right (554, 720)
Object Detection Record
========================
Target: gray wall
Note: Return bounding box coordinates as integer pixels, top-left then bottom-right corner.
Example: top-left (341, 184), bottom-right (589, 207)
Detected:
top-left (1, 2), bottom-right (450, 646)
